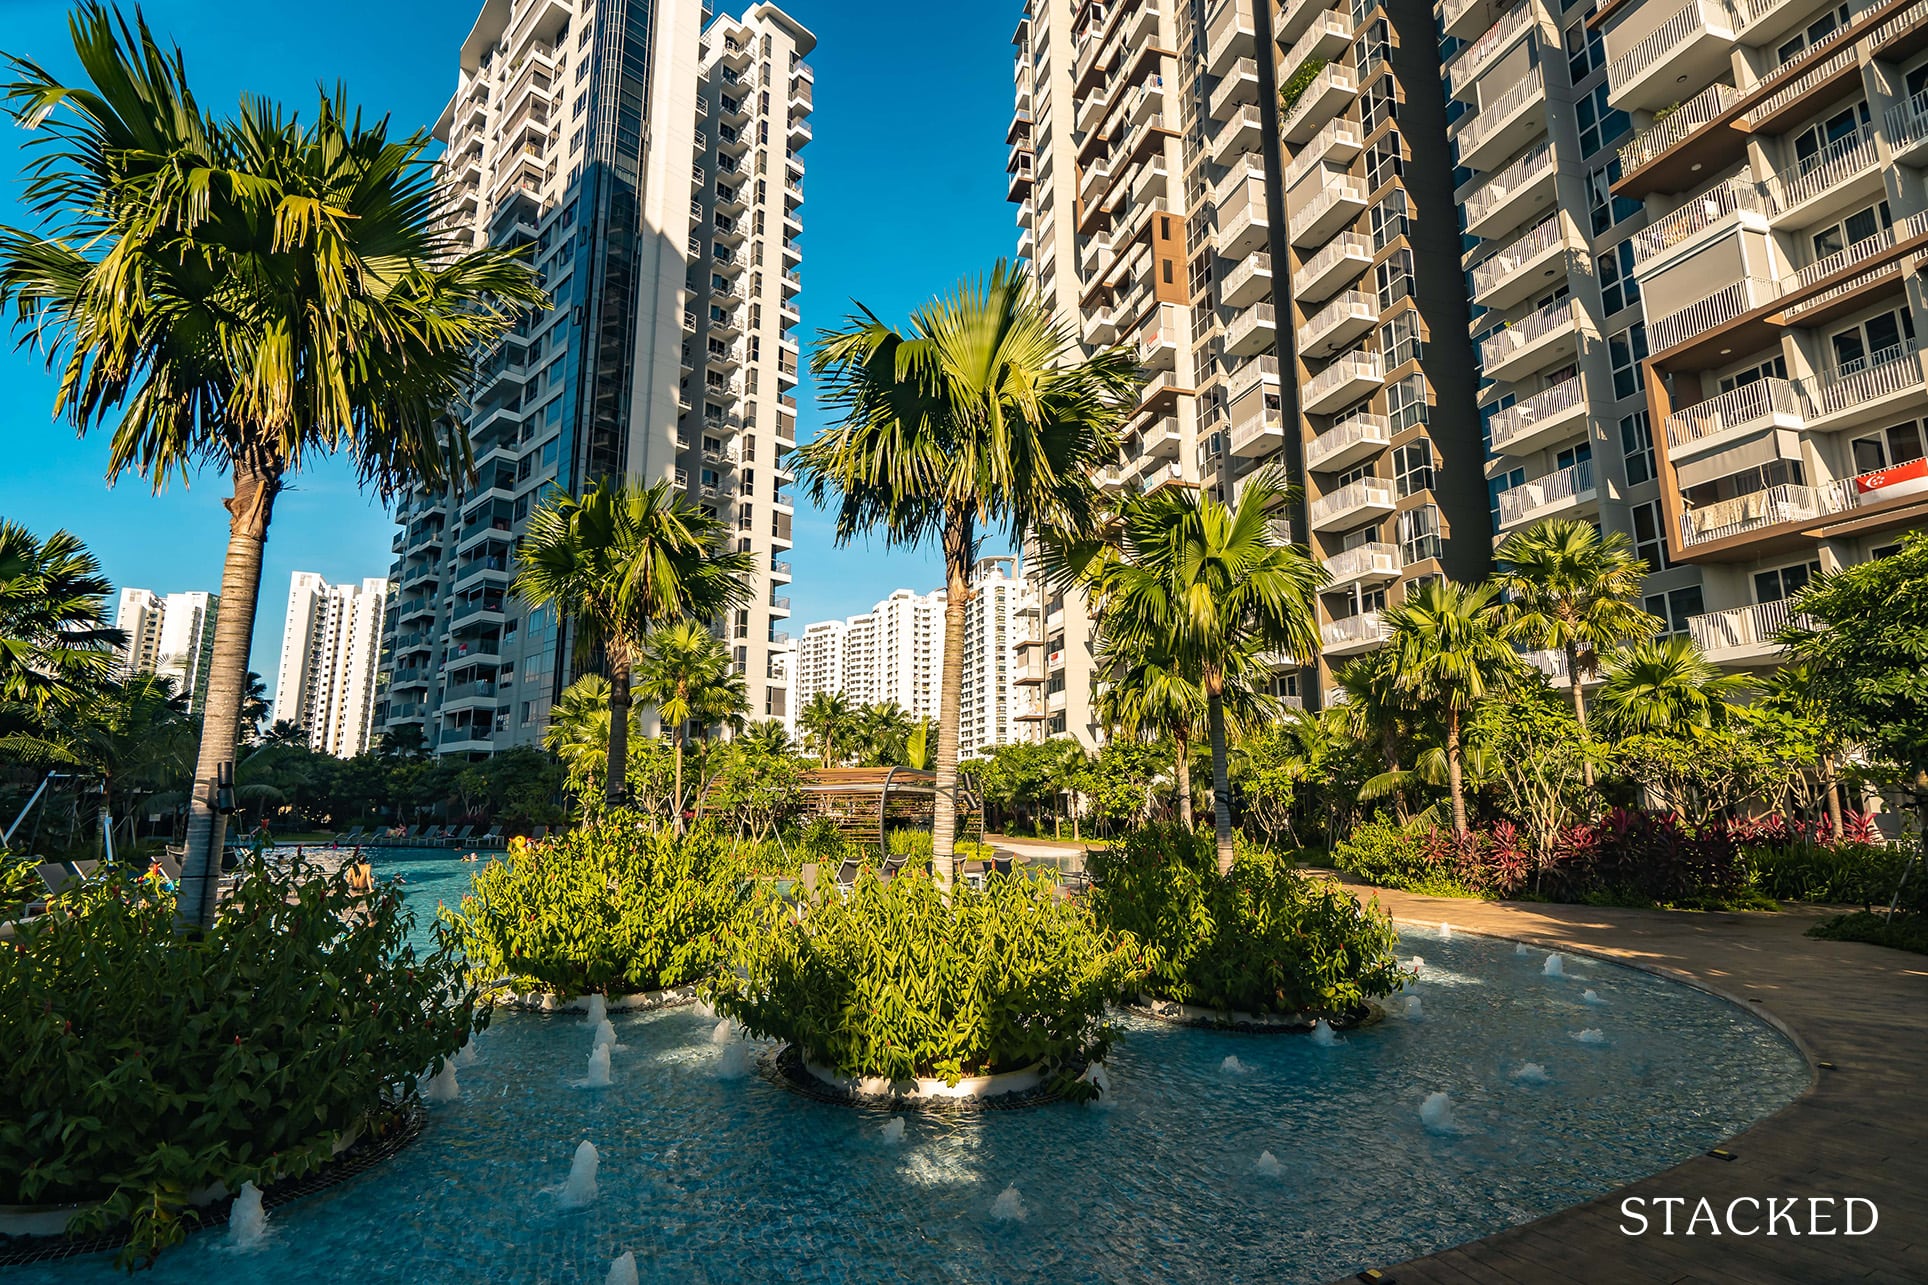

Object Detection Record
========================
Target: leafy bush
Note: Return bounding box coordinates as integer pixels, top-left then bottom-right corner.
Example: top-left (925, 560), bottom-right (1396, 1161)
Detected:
top-left (1738, 815), bottom-right (1916, 909)
top-left (709, 871), bottom-right (1139, 1088)
top-left (1330, 814), bottom-right (1489, 897)
top-left (1, 852), bottom-right (43, 917)
top-left (441, 811), bottom-right (756, 996)
top-left (1092, 825), bottom-right (1404, 1017)
top-left (1809, 910), bottom-right (1928, 955)
top-left (2, 861), bottom-right (481, 1264)
top-left (1540, 809), bottom-right (1747, 906)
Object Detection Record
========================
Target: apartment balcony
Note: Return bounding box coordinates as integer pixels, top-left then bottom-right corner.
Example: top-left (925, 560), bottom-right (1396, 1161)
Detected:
top-left (1276, 0), bottom-right (1336, 44)
top-left (1206, 2), bottom-right (1256, 76)
top-left (1226, 353), bottom-right (1281, 404)
top-left (1079, 158), bottom-right (1112, 210)
top-left (1294, 232), bottom-right (1372, 302)
top-left (1463, 141), bottom-right (1557, 241)
top-left (1763, 125), bottom-right (1884, 229)
top-left (1648, 276), bottom-right (1783, 353)
top-left (1208, 58), bottom-right (1260, 120)
top-left (1470, 216), bottom-right (1573, 311)
top-left (1321, 611), bottom-right (1393, 656)
top-left (1804, 346), bottom-right (1928, 432)
top-left (389, 667), bottom-right (432, 691)
top-left (1488, 377), bottom-right (1587, 457)
top-left (1304, 349), bottom-right (1384, 414)
top-left (396, 596), bottom-right (437, 623)
top-left (1615, 82), bottom-right (1741, 197)
top-left (1211, 104), bottom-right (1264, 164)
top-left (1497, 459), bottom-right (1597, 530)
top-left (1283, 118), bottom-right (1364, 190)
top-left (1301, 290), bottom-right (1377, 355)
top-left (1220, 251), bottom-right (1273, 307)
top-left (441, 680), bottom-right (499, 713)
top-left (1305, 413), bottom-right (1392, 472)
top-left (1309, 476), bottom-right (1397, 532)
top-left (1227, 393), bottom-right (1284, 458)
top-left (437, 727), bottom-right (495, 754)
top-left (788, 116), bottom-right (812, 150)
top-left (1087, 304), bottom-right (1119, 344)
top-left (1689, 600), bottom-right (1802, 666)
top-left (1213, 155), bottom-right (1267, 206)
top-left (1283, 13), bottom-right (1353, 77)
top-left (453, 557), bottom-right (510, 590)
top-left (1135, 369), bottom-right (1187, 411)
top-left (1441, 0), bottom-right (1502, 41)
top-left (1629, 175), bottom-right (1767, 273)
top-left (1138, 415), bottom-right (1182, 459)
top-left (1680, 482), bottom-right (1839, 547)
top-left (450, 596), bottom-right (507, 625)
top-left (1605, 0), bottom-right (1738, 112)
top-left (1218, 191), bottom-right (1271, 257)
top-left (1137, 304), bottom-right (1182, 369)
top-left (1280, 63), bottom-right (1356, 144)
top-left (1448, 3), bottom-right (1535, 103)
top-left (770, 595), bottom-right (793, 617)
top-left (1224, 302), bottom-right (1277, 356)
top-left (1453, 70), bottom-right (1544, 172)
top-left (1478, 298), bottom-right (1579, 384)
top-left (1889, 90), bottom-right (1928, 164)
top-left (1323, 541), bottom-right (1402, 589)
top-left (1664, 377), bottom-right (1806, 460)
top-left (1288, 177), bottom-right (1367, 247)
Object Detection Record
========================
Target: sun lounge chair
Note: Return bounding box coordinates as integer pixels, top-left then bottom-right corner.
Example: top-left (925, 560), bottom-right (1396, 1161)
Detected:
top-left (447, 825), bottom-right (474, 845)
top-left (70, 858), bottom-right (100, 882)
top-left (877, 853), bottom-right (910, 884)
top-left (530, 825), bottom-right (549, 841)
top-left (833, 857), bottom-right (862, 888)
top-left (37, 862), bottom-right (79, 898)
top-left (477, 825), bottom-right (504, 848)
top-left (159, 850), bottom-right (183, 882)
top-left (421, 825), bottom-right (448, 845)
top-left (335, 826), bottom-right (366, 845)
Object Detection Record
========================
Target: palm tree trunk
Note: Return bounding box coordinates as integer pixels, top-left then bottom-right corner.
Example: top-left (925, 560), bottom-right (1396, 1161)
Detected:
top-left (179, 467), bottom-right (279, 928)
top-left (607, 645), bottom-right (632, 810)
top-left (1446, 709), bottom-right (1469, 839)
top-left (929, 507), bottom-right (972, 901)
top-left (1823, 752), bottom-right (1843, 840)
top-left (1174, 727), bottom-right (1195, 829)
top-left (1206, 684), bottom-right (1235, 876)
top-left (1567, 643), bottom-right (1593, 788)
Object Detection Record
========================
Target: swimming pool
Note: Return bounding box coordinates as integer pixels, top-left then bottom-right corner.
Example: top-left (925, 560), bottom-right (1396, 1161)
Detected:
top-left (14, 851), bottom-right (1808, 1284)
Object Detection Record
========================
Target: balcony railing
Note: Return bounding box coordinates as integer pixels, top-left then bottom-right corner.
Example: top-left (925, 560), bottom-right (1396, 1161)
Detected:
top-left (1765, 124), bottom-right (1879, 217)
top-left (1283, 119), bottom-right (1362, 188)
top-left (1470, 216), bottom-right (1566, 297)
top-left (1304, 290), bottom-right (1375, 342)
top-left (1321, 612), bottom-right (1392, 649)
top-left (1607, 0), bottom-right (1730, 95)
top-left (1450, 3), bottom-right (1534, 98)
top-left (1680, 483), bottom-right (1836, 545)
top-left (1225, 302), bottom-right (1276, 349)
top-left (1220, 251), bottom-right (1273, 302)
top-left (1886, 88), bottom-right (1928, 151)
top-left (1477, 297), bottom-right (1577, 369)
top-left (1465, 141), bottom-right (1555, 228)
top-left (1649, 276), bottom-right (1782, 351)
top-left (1630, 176), bottom-right (1765, 268)
top-left (1743, 46), bottom-right (1856, 129)
top-left (1488, 376), bottom-right (1584, 453)
top-left (1454, 69), bottom-right (1542, 160)
top-left (1618, 82), bottom-right (1738, 172)
top-left (1309, 476), bottom-right (1396, 527)
top-left (1295, 232), bottom-right (1371, 291)
top-left (1305, 349), bottom-right (1383, 406)
top-left (1665, 377), bottom-right (1805, 450)
top-left (1688, 599), bottom-right (1805, 659)
top-left (1226, 353), bottom-right (1280, 402)
top-left (1288, 177), bottom-right (1366, 242)
top-left (1306, 413), bottom-right (1391, 468)
top-left (1796, 225), bottom-right (1897, 290)
top-left (1498, 460), bottom-right (1594, 527)
top-left (1809, 346), bottom-right (1926, 419)
top-left (1324, 542), bottom-right (1400, 583)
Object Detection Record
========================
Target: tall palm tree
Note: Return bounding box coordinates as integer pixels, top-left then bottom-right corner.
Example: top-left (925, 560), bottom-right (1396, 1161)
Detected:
top-left (261, 718), bottom-right (307, 747)
top-left (903, 718), bottom-right (936, 771)
top-left (542, 673), bottom-right (628, 804)
top-left (799, 261), bottom-right (1136, 896)
top-left (854, 701), bottom-right (913, 766)
top-left (633, 620), bottom-right (743, 831)
top-left (1595, 636), bottom-right (1754, 736)
top-left (1496, 518), bottom-right (1660, 786)
top-left (513, 478), bottom-right (752, 809)
top-left (1382, 579), bottom-right (1522, 837)
top-left (1332, 647), bottom-right (1415, 819)
top-left (1096, 634), bottom-right (1210, 828)
top-left (797, 690), bottom-right (856, 767)
top-left (0, 520), bottom-right (122, 713)
top-left (1087, 469), bottom-right (1324, 873)
top-left (737, 718), bottom-right (793, 757)
top-left (237, 670), bottom-right (270, 744)
top-left (1, 10), bottom-right (544, 924)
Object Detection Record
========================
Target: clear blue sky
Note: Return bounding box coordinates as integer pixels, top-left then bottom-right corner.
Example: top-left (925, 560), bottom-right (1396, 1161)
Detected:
top-left (0, 0), bottom-right (1019, 694)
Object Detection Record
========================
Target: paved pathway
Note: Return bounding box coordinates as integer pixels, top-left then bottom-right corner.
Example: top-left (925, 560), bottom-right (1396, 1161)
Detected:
top-left (1317, 881), bottom-right (1928, 1284)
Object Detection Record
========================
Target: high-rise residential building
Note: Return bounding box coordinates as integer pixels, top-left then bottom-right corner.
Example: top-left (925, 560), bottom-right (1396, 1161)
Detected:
top-left (1010, 0), bottom-right (1490, 735)
top-left (113, 588), bottom-right (219, 714)
top-left (379, 0), bottom-right (814, 759)
top-left (1586, 0), bottom-right (1928, 670)
top-left (959, 557), bottom-right (1044, 759)
top-left (273, 573), bottom-right (391, 758)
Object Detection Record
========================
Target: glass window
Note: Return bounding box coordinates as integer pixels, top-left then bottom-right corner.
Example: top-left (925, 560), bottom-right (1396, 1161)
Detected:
top-left (1850, 419), bottom-right (1927, 472)
top-left (1576, 83), bottom-right (1630, 157)
top-left (1364, 130), bottom-right (1403, 192)
top-left (1565, 18), bottom-right (1605, 81)
top-left (1753, 561), bottom-right (1821, 602)
top-left (1609, 323), bottom-right (1648, 399)
top-left (1394, 441), bottom-right (1435, 497)
top-left (1388, 373), bottom-right (1429, 432)
top-left (1398, 504), bottom-right (1442, 563)
top-left (1489, 466), bottom-right (1525, 528)
top-left (1380, 311), bottom-right (1423, 367)
top-left (1830, 307), bottom-right (1916, 375)
top-left (1631, 499), bottom-right (1669, 570)
top-left (1598, 241), bottom-right (1640, 316)
top-left (1375, 249), bottom-right (1414, 311)
top-left (1587, 160), bottom-right (1641, 235)
top-left (1644, 584), bottom-right (1704, 636)
top-left (1370, 190), bottom-right (1409, 251)
top-left (1620, 411), bottom-right (1656, 486)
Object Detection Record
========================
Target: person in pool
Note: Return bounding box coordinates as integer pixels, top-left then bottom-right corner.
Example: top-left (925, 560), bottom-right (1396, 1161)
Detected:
top-left (346, 853), bottom-right (374, 898)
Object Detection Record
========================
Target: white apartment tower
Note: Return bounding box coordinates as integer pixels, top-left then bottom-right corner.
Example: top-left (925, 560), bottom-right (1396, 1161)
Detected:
top-left (960, 557), bottom-right (1044, 759)
top-left (114, 588), bottom-right (219, 714)
top-left (274, 573), bottom-right (391, 758)
top-left (794, 590), bottom-right (947, 720)
top-left (380, 0), bottom-right (814, 757)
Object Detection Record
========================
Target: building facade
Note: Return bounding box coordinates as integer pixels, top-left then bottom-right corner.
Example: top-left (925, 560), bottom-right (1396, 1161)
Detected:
top-left (113, 588), bottom-right (219, 714)
top-left (379, 0), bottom-right (814, 758)
top-left (273, 573), bottom-right (390, 758)
top-left (959, 558), bottom-right (1043, 759)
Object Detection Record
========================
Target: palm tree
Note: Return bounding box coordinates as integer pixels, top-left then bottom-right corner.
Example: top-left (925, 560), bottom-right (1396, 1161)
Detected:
top-left (633, 621), bottom-right (743, 830)
top-left (543, 673), bottom-right (627, 804)
top-left (1758, 660), bottom-right (1845, 838)
top-left (799, 261), bottom-right (1136, 896)
top-left (854, 701), bottom-right (913, 766)
top-left (238, 670), bottom-right (271, 744)
top-left (1087, 469), bottom-right (1324, 873)
top-left (1331, 648), bottom-right (1415, 818)
top-left (798, 691), bottom-right (857, 767)
top-left (0, 520), bottom-right (122, 713)
top-left (1096, 634), bottom-right (1206, 828)
top-left (513, 478), bottom-right (752, 809)
top-left (1595, 636), bottom-right (1754, 735)
top-left (1, 11), bottom-right (544, 924)
top-left (738, 719), bottom-right (793, 757)
top-left (1382, 579), bottom-right (1522, 837)
top-left (261, 718), bottom-right (307, 747)
top-left (903, 718), bottom-right (936, 771)
top-left (1496, 518), bottom-right (1660, 786)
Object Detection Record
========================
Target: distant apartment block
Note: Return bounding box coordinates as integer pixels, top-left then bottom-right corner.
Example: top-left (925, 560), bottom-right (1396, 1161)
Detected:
top-left (378, 0), bottom-right (814, 758)
top-left (273, 573), bottom-right (390, 758)
top-left (113, 588), bottom-right (219, 714)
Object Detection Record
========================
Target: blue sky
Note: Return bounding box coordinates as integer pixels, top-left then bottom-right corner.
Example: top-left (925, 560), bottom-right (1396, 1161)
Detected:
top-left (0, 0), bottom-right (1019, 691)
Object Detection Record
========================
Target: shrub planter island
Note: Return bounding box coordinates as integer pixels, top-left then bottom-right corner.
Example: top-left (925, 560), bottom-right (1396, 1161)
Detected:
top-left (1090, 826), bottom-right (1405, 1032)
top-left (440, 811), bottom-right (759, 1008)
top-left (0, 862), bottom-right (482, 1266)
top-left (709, 870), bottom-right (1140, 1107)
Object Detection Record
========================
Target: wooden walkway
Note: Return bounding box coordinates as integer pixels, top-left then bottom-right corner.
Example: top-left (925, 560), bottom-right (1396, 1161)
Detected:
top-left (1318, 881), bottom-right (1928, 1285)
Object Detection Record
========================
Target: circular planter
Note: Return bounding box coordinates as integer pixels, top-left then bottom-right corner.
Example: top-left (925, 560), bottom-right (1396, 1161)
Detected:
top-left (764, 1044), bottom-right (1090, 1111)
top-left (499, 983), bottom-right (699, 1014)
top-left (1128, 996), bottom-right (1385, 1034)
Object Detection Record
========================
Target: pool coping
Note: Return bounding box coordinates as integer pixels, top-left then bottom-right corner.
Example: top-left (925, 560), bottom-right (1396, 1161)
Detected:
top-left (1316, 879), bottom-right (1928, 1285)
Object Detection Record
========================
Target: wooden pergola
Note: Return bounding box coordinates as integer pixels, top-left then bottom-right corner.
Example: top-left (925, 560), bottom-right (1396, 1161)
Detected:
top-left (797, 767), bottom-right (984, 856)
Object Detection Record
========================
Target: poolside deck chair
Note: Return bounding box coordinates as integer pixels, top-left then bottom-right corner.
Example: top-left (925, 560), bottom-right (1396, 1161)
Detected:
top-left (420, 825), bottom-right (447, 845)
top-left (160, 850), bottom-right (183, 882)
top-left (833, 857), bottom-right (862, 888)
top-left (878, 853), bottom-right (909, 883)
top-left (447, 825), bottom-right (474, 845)
top-left (530, 825), bottom-right (549, 841)
top-left (335, 826), bottom-right (366, 845)
top-left (70, 858), bottom-right (100, 882)
top-left (37, 862), bottom-right (79, 897)
top-left (477, 825), bottom-right (504, 848)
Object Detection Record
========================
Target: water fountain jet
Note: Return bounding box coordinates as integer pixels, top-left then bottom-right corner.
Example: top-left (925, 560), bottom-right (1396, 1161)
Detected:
top-left (990, 1184), bottom-right (1028, 1222)
top-left (585, 1043), bottom-right (612, 1088)
top-left (1253, 1150), bottom-right (1282, 1177)
top-left (606, 1251), bottom-right (639, 1285)
top-left (425, 1062), bottom-right (460, 1103)
top-left (1542, 953), bottom-right (1565, 978)
top-left (559, 1140), bottom-right (600, 1208)
top-left (1419, 1091), bottom-right (1457, 1133)
top-left (1310, 1020), bottom-right (1338, 1047)
top-left (227, 1181), bottom-right (267, 1250)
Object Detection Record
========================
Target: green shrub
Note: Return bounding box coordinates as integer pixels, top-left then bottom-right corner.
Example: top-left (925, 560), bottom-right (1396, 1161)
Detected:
top-left (441, 811), bottom-right (757, 996)
top-left (1091, 824), bottom-right (1404, 1017)
top-left (1808, 910), bottom-right (1928, 955)
top-left (709, 871), bottom-right (1140, 1089)
top-left (1, 853), bottom-right (42, 917)
top-left (1, 861), bottom-right (481, 1264)
top-left (1745, 840), bottom-right (1915, 908)
top-left (1330, 814), bottom-right (1484, 897)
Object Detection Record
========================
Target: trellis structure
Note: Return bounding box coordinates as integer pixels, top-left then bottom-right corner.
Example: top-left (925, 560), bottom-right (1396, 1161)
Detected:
top-left (796, 767), bottom-right (984, 857)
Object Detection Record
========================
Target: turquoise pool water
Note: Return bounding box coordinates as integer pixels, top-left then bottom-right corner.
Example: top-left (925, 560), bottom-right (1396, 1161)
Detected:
top-left (16, 852), bottom-right (1808, 1284)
